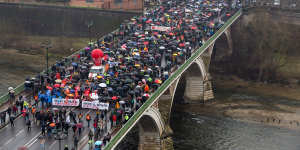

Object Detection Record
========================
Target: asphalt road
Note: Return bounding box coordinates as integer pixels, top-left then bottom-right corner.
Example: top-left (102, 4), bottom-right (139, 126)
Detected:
top-left (0, 107), bottom-right (97, 150)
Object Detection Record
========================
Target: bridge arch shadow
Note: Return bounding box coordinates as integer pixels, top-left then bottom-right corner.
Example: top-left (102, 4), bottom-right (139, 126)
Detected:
top-left (212, 28), bottom-right (233, 63)
top-left (115, 108), bottom-right (164, 150)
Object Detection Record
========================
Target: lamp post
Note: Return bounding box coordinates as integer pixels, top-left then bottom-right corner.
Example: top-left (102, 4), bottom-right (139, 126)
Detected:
top-left (54, 129), bottom-right (67, 150)
top-left (85, 20), bottom-right (94, 44)
top-left (41, 40), bottom-right (52, 76)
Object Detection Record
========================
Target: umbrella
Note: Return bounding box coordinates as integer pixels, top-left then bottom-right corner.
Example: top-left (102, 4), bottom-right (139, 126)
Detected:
top-left (54, 84), bottom-right (60, 88)
top-left (159, 46), bottom-right (165, 50)
top-left (71, 62), bottom-right (77, 66)
top-left (191, 26), bottom-right (197, 30)
top-left (95, 141), bottom-right (102, 146)
top-left (155, 79), bottom-right (162, 84)
top-left (55, 79), bottom-right (62, 83)
top-left (99, 83), bottom-right (107, 88)
top-left (52, 108), bottom-right (59, 111)
top-left (119, 100), bottom-right (125, 104)
top-left (49, 122), bottom-right (56, 127)
top-left (47, 86), bottom-right (53, 91)
top-left (112, 96), bottom-right (118, 100)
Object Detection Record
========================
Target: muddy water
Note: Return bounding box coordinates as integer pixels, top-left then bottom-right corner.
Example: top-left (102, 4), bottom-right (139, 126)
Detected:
top-left (116, 90), bottom-right (300, 150)
top-left (171, 111), bottom-right (300, 150)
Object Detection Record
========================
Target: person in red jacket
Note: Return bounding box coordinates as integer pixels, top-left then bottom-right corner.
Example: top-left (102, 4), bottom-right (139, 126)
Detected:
top-left (112, 114), bottom-right (117, 127)
top-left (93, 119), bottom-right (98, 133)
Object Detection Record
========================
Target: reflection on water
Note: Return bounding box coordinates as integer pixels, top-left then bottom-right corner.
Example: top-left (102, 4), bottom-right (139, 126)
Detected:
top-left (171, 111), bottom-right (300, 150)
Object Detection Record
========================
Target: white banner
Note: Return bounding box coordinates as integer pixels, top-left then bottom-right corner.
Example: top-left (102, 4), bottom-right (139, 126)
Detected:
top-left (82, 101), bottom-right (109, 110)
top-left (52, 98), bottom-right (80, 107)
top-left (151, 26), bottom-right (171, 32)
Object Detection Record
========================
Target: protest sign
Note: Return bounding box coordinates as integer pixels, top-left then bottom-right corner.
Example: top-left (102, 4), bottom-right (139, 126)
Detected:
top-left (82, 101), bottom-right (109, 110)
top-left (52, 98), bottom-right (80, 106)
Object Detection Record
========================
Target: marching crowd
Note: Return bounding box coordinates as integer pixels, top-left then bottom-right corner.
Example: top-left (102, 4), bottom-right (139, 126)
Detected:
top-left (0, 0), bottom-right (241, 150)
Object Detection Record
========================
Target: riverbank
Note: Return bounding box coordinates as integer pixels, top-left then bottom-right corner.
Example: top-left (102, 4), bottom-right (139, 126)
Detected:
top-left (0, 35), bottom-right (88, 95)
top-left (175, 75), bottom-right (300, 130)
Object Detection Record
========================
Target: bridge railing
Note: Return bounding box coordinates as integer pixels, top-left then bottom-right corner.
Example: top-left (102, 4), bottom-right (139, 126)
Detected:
top-left (104, 9), bottom-right (242, 150)
top-left (0, 28), bottom-right (121, 106)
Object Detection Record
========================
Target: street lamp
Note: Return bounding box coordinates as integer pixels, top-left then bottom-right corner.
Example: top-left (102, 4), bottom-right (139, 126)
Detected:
top-left (54, 129), bottom-right (67, 150)
top-left (41, 40), bottom-right (52, 75)
top-left (85, 20), bottom-right (94, 44)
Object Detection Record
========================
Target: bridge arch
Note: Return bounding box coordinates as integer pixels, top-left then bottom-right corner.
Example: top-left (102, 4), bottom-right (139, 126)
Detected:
top-left (138, 107), bottom-right (165, 150)
top-left (167, 57), bottom-right (207, 119)
top-left (211, 27), bottom-right (233, 61)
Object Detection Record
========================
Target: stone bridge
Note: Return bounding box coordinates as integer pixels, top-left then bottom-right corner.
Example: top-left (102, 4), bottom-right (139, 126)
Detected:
top-left (104, 9), bottom-right (242, 150)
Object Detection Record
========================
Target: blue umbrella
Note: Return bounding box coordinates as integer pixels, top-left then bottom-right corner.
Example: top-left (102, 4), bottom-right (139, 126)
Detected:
top-left (95, 141), bottom-right (102, 146)
top-left (72, 62), bottom-right (78, 66)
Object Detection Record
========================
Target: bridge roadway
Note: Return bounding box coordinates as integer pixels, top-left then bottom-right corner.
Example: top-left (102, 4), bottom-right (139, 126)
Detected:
top-left (101, 7), bottom-right (242, 150)
top-left (0, 105), bottom-right (96, 150)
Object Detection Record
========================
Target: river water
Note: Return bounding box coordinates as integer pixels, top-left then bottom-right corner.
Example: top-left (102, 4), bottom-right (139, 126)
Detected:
top-left (170, 110), bottom-right (300, 150)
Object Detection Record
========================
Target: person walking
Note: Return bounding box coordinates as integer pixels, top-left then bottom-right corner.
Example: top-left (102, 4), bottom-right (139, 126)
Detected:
top-left (88, 129), bottom-right (93, 140)
top-left (41, 123), bottom-right (46, 136)
top-left (86, 113), bottom-right (91, 128)
top-left (7, 107), bottom-right (12, 117)
top-left (27, 119), bottom-right (31, 131)
top-left (73, 135), bottom-right (79, 150)
top-left (9, 115), bottom-right (15, 127)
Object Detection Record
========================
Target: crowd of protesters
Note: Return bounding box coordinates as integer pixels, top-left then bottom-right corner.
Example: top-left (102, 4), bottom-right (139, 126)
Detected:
top-left (0, 0), bottom-right (241, 149)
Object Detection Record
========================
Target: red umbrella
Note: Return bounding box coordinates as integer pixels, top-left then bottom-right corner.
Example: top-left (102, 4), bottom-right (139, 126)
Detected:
top-left (179, 43), bottom-right (185, 47)
top-left (112, 96), bottom-right (118, 100)
top-left (191, 26), bottom-right (197, 30)
top-left (47, 86), bottom-right (53, 91)
top-left (146, 20), bottom-right (152, 23)
top-left (169, 32), bottom-right (174, 36)
top-left (143, 41), bottom-right (149, 45)
top-left (155, 79), bottom-right (162, 84)
top-left (103, 54), bottom-right (109, 61)
top-left (54, 84), bottom-right (60, 88)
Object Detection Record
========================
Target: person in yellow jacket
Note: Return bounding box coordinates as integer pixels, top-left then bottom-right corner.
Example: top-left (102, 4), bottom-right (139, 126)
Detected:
top-left (115, 102), bottom-right (120, 109)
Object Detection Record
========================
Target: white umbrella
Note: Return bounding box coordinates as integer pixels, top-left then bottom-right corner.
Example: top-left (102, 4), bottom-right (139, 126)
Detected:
top-left (55, 79), bottom-right (62, 83)
top-left (99, 83), bottom-right (107, 88)
top-left (119, 100), bottom-right (125, 104)
top-left (159, 46), bottom-right (165, 50)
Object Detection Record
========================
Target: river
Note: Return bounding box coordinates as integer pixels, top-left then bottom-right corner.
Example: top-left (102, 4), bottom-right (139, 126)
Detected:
top-left (116, 91), bottom-right (300, 150)
top-left (171, 110), bottom-right (300, 150)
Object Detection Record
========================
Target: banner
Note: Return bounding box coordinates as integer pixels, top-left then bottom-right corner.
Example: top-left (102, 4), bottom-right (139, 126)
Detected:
top-left (82, 101), bottom-right (109, 110)
top-left (52, 98), bottom-right (80, 107)
top-left (151, 26), bottom-right (171, 32)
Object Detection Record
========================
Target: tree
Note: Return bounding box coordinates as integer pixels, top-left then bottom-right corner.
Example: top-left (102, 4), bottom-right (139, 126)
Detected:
top-left (245, 11), bottom-right (290, 82)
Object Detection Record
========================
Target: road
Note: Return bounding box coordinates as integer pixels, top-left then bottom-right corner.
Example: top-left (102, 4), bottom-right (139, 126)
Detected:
top-left (0, 106), bottom-right (98, 150)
